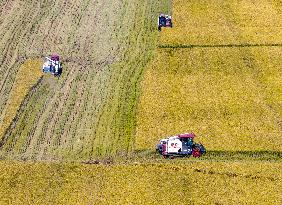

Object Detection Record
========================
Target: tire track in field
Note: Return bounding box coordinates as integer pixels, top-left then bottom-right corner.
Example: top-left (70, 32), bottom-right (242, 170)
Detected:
top-left (87, 0), bottom-right (144, 157)
top-left (54, 0), bottom-right (109, 158)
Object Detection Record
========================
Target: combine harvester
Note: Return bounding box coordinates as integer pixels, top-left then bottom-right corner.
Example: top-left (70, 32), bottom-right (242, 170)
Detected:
top-left (42, 54), bottom-right (62, 76)
top-left (156, 133), bottom-right (206, 158)
top-left (158, 13), bottom-right (172, 31)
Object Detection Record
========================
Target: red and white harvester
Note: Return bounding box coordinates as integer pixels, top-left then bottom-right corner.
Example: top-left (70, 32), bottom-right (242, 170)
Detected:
top-left (156, 133), bottom-right (206, 158)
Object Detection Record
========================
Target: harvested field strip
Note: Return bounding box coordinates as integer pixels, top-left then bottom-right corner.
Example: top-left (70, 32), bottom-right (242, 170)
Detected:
top-left (0, 0), bottom-right (172, 160)
top-left (0, 1), bottom-right (52, 112)
top-left (0, 161), bottom-right (280, 205)
top-left (0, 60), bottom-right (42, 140)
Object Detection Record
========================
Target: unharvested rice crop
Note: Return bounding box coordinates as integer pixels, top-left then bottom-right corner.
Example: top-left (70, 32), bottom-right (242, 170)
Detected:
top-left (0, 161), bottom-right (280, 205)
top-left (0, 59), bottom-right (42, 139)
top-left (136, 47), bottom-right (282, 151)
top-left (136, 0), bottom-right (282, 151)
top-left (160, 0), bottom-right (282, 45)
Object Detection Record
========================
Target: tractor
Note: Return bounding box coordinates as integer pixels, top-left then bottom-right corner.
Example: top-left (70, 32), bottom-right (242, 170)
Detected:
top-left (156, 133), bottom-right (206, 158)
top-left (42, 54), bottom-right (62, 76)
top-left (158, 14), bottom-right (172, 31)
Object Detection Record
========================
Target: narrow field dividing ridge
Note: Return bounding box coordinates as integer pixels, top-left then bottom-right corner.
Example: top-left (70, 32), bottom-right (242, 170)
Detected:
top-left (158, 43), bottom-right (282, 48)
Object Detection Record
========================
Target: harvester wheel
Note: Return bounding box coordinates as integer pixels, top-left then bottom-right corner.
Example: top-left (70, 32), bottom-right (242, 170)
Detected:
top-left (195, 143), bottom-right (206, 155)
top-left (192, 147), bottom-right (201, 157)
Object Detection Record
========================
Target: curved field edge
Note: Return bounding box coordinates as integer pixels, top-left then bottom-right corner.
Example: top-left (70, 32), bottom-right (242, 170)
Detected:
top-left (135, 0), bottom-right (282, 152)
top-left (0, 0), bottom-right (172, 160)
top-left (0, 161), bottom-right (281, 205)
top-left (0, 59), bottom-right (42, 138)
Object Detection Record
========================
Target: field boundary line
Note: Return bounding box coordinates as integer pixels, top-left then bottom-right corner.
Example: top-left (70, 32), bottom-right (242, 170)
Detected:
top-left (158, 43), bottom-right (282, 49)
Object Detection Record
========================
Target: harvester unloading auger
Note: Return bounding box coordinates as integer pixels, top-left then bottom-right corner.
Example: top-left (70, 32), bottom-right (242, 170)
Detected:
top-left (42, 54), bottom-right (62, 76)
top-left (156, 133), bottom-right (206, 158)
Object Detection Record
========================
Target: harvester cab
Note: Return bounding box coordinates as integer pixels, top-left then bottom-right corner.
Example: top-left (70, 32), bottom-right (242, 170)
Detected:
top-left (42, 54), bottom-right (62, 76)
top-left (156, 133), bottom-right (206, 158)
top-left (158, 13), bottom-right (172, 31)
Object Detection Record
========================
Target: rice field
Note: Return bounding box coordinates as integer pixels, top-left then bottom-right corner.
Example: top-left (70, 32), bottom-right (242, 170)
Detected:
top-left (0, 0), bottom-right (171, 160)
top-left (136, 0), bottom-right (282, 152)
top-left (0, 160), bottom-right (281, 205)
top-left (160, 0), bottom-right (282, 45)
top-left (136, 47), bottom-right (282, 151)
top-left (0, 59), bottom-right (42, 139)
top-left (0, 0), bottom-right (281, 204)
